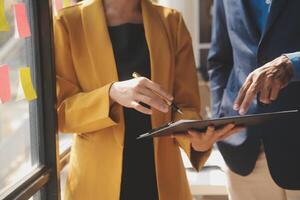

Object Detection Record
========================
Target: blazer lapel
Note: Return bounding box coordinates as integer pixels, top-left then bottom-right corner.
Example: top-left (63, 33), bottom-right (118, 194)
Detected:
top-left (260, 0), bottom-right (288, 43)
top-left (141, 0), bottom-right (172, 157)
top-left (81, 0), bottom-right (125, 147)
top-left (141, 0), bottom-right (172, 92)
top-left (81, 0), bottom-right (119, 86)
top-left (240, 0), bottom-right (260, 43)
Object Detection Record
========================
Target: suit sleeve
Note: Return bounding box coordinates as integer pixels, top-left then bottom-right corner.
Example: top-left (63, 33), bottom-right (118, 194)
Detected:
top-left (285, 52), bottom-right (300, 81)
top-left (54, 15), bottom-right (118, 134)
top-left (172, 13), bottom-right (211, 171)
top-left (208, 0), bottom-right (233, 117)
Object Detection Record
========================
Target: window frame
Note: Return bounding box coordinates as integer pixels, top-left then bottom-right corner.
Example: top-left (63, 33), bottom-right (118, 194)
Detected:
top-left (0, 0), bottom-right (60, 199)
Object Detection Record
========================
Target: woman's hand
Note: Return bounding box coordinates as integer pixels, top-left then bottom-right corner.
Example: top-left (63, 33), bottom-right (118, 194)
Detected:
top-left (175, 124), bottom-right (245, 152)
top-left (109, 77), bottom-right (173, 115)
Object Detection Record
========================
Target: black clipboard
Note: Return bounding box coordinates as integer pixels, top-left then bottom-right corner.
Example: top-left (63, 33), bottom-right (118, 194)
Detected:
top-left (137, 110), bottom-right (298, 140)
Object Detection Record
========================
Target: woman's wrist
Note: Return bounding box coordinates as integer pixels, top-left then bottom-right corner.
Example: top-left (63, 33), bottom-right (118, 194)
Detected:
top-left (191, 142), bottom-right (212, 152)
top-left (109, 82), bottom-right (117, 106)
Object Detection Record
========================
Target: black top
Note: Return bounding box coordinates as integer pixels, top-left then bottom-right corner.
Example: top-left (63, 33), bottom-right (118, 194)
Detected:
top-left (108, 23), bottom-right (158, 200)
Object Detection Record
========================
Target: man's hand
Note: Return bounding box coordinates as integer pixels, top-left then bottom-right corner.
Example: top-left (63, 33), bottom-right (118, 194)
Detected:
top-left (233, 55), bottom-right (294, 115)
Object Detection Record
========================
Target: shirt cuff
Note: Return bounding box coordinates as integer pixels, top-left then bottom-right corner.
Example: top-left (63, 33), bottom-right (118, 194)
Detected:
top-left (285, 52), bottom-right (300, 81)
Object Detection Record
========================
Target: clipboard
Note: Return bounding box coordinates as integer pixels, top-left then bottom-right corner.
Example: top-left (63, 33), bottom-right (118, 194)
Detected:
top-left (137, 110), bottom-right (298, 140)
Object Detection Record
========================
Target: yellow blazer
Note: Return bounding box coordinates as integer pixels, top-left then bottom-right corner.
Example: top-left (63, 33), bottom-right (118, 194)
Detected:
top-left (54, 0), bottom-right (211, 199)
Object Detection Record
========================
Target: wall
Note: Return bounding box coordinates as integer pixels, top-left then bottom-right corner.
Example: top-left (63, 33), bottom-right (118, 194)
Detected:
top-left (156, 0), bottom-right (199, 67)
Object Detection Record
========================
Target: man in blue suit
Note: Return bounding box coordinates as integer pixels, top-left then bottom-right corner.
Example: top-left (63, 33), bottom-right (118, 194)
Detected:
top-left (208, 0), bottom-right (300, 199)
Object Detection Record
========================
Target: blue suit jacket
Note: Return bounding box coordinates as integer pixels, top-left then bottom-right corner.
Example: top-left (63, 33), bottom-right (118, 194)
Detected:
top-left (208, 0), bottom-right (300, 189)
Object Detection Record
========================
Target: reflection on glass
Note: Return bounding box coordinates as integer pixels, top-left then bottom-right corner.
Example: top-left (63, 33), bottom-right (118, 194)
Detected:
top-left (29, 190), bottom-right (42, 200)
top-left (0, 0), bottom-right (39, 195)
top-left (59, 134), bottom-right (73, 154)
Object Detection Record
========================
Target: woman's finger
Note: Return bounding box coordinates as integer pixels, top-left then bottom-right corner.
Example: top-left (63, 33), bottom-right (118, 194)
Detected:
top-left (188, 129), bottom-right (202, 137)
top-left (174, 133), bottom-right (191, 140)
top-left (142, 78), bottom-right (173, 101)
top-left (206, 126), bottom-right (215, 136)
top-left (214, 123), bottom-right (235, 138)
top-left (138, 86), bottom-right (159, 99)
top-left (130, 101), bottom-right (152, 115)
top-left (188, 126), bottom-right (214, 138)
top-left (188, 127), bottom-right (214, 143)
top-left (135, 93), bottom-right (168, 113)
top-left (137, 87), bottom-right (169, 112)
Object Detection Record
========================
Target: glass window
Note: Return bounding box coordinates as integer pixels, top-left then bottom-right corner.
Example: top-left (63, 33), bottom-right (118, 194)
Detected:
top-left (0, 0), bottom-right (40, 195)
top-left (59, 134), bottom-right (73, 154)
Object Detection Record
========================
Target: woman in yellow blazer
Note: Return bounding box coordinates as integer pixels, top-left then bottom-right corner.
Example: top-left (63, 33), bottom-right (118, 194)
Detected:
top-left (54, 0), bottom-right (240, 199)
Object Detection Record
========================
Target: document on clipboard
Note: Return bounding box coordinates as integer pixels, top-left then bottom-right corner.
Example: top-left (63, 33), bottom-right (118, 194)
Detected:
top-left (137, 110), bottom-right (298, 140)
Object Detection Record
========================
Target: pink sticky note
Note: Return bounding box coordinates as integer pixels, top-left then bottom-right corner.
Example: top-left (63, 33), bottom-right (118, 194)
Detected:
top-left (55, 0), bottom-right (63, 11)
top-left (14, 3), bottom-right (31, 38)
top-left (0, 64), bottom-right (11, 103)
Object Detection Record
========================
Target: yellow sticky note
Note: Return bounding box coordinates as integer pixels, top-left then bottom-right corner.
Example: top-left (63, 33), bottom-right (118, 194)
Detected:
top-left (63, 0), bottom-right (72, 7)
top-left (19, 67), bottom-right (37, 101)
top-left (0, 0), bottom-right (9, 31)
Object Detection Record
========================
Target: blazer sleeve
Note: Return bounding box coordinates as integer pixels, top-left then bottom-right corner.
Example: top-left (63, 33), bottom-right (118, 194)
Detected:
top-left (207, 0), bottom-right (233, 118)
top-left (54, 15), bottom-right (118, 134)
top-left (285, 52), bottom-right (300, 81)
top-left (172, 13), bottom-right (211, 171)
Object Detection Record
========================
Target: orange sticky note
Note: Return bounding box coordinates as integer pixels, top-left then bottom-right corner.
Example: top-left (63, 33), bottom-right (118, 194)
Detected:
top-left (0, 64), bottom-right (11, 103)
top-left (0, 0), bottom-right (9, 31)
top-left (14, 3), bottom-right (31, 38)
top-left (18, 67), bottom-right (37, 101)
